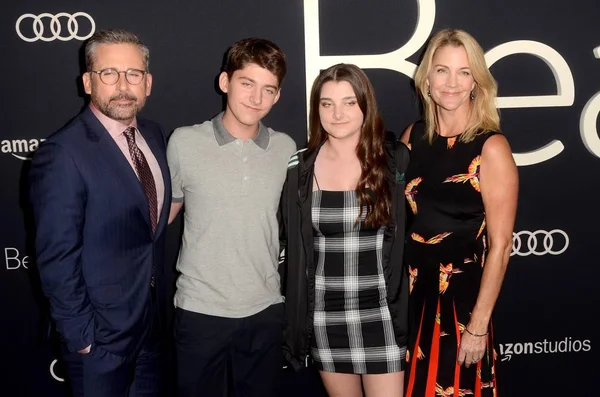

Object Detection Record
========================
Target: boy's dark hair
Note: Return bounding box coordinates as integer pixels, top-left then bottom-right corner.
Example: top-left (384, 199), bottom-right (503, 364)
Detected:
top-left (223, 38), bottom-right (287, 86)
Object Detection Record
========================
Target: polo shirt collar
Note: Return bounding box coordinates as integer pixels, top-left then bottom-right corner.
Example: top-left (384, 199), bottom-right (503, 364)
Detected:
top-left (212, 111), bottom-right (270, 150)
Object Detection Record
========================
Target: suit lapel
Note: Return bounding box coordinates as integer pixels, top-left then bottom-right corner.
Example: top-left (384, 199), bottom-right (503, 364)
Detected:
top-left (81, 109), bottom-right (153, 233)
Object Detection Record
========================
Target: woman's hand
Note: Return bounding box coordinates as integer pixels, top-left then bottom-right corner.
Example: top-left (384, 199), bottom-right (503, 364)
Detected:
top-left (457, 327), bottom-right (487, 368)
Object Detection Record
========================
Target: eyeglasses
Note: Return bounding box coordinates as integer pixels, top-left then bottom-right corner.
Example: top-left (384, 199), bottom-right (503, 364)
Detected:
top-left (90, 68), bottom-right (148, 85)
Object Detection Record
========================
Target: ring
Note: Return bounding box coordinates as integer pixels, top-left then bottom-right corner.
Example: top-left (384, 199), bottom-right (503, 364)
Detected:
top-left (472, 358), bottom-right (479, 363)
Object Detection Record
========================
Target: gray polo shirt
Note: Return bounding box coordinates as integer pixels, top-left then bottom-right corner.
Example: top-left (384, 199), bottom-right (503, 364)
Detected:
top-left (167, 112), bottom-right (296, 318)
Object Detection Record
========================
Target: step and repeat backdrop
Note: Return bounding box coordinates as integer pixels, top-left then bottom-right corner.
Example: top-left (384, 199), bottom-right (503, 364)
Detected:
top-left (1, 0), bottom-right (598, 396)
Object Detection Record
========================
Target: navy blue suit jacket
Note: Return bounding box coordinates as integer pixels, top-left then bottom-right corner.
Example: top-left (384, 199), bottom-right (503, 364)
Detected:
top-left (29, 107), bottom-right (171, 356)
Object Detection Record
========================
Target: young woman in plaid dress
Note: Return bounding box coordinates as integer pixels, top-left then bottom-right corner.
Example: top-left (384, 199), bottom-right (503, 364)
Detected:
top-left (281, 64), bottom-right (410, 397)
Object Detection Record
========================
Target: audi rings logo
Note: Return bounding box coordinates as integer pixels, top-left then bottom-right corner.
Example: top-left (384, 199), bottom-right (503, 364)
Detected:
top-left (511, 229), bottom-right (569, 257)
top-left (15, 12), bottom-right (95, 42)
top-left (50, 359), bottom-right (65, 382)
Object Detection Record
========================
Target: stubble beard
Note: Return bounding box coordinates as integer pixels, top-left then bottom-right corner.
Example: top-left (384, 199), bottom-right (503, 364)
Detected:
top-left (93, 92), bottom-right (146, 122)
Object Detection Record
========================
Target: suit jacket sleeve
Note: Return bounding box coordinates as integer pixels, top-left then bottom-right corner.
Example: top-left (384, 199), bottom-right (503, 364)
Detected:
top-left (29, 142), bottom-right (94, 352)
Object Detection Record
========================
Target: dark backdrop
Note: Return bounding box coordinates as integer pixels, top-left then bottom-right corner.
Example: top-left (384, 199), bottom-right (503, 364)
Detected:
top-left (1, 1), bottom-right (598, 396)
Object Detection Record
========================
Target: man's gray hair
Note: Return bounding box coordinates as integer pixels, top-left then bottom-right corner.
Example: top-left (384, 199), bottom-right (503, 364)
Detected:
top-left (84, 29), bottom-right (150, 71)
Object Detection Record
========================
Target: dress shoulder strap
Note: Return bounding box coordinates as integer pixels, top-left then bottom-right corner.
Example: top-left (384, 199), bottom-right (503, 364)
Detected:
top-left (475, 130), bottom-right (502, 152)
top-left (313, 173), bottom-right (321, 191)
top-left (408, 121), bottom-right (426, 148)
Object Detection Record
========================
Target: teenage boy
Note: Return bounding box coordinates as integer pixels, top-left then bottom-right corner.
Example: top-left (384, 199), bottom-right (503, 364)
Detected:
top-left (167, 38), bottom-right (296, 397)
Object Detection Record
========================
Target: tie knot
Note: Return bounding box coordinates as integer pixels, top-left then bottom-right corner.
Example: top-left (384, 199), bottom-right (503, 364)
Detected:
top-left (123, 126), bottom-right (136, 145)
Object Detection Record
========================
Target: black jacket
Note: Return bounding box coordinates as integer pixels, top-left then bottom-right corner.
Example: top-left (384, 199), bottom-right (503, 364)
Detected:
top-left (279, 136), bottom-right (411, 371)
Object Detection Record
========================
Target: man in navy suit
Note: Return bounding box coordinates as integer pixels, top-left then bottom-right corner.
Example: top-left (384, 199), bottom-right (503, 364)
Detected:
top-left (29, 29), bottom-right (171, 397)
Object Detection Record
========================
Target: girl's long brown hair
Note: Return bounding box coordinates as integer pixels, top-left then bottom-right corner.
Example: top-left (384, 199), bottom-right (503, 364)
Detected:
top-left (308, 63), bottom-right (391, 228)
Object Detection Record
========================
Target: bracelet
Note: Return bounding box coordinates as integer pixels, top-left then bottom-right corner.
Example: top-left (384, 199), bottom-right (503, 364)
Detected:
top-left (465, 327), bottom-right (489, 337)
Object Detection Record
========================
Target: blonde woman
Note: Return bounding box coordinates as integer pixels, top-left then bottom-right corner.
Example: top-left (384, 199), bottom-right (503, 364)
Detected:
top-left (401, 29), bottom-right (518, 396)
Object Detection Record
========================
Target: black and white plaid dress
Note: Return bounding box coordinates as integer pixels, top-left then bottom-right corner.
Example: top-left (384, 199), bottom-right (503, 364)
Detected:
top-left (311, 189), bottom-right (405, 374)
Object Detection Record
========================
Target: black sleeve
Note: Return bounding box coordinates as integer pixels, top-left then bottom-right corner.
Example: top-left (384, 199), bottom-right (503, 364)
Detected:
top-left (278, 169), bottom-right (291, 296)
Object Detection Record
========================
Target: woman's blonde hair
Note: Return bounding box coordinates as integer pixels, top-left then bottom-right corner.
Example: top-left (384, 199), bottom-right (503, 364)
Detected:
top-left (414, 29), bottom-right (500, 143)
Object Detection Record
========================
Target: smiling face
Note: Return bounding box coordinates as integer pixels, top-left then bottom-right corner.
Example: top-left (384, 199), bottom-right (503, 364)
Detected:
top-left (218, 63), bottom-right (281, 130)
top-left (82, 43), bottom-right (152, 124)
top-left (426, 45), bottom-right (476, 114)
top-left (318, 80), bottom-right (364, 141)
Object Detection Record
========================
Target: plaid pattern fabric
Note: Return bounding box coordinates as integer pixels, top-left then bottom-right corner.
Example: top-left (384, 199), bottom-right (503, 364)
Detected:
top-left (311, 190), bottom-right (405, 374)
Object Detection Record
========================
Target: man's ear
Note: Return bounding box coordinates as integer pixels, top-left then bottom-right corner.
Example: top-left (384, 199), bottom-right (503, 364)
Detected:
top-left (145, 73), bottom-right (153, 96)
top-left (273, 88), bottom-right (281, 106)
top-left (82, 72), bottom-right (92, 95)
top-left (218, 71), bottom-right (230, 94)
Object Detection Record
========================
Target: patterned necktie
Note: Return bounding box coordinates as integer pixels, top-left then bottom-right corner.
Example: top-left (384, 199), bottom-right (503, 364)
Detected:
top-left (123, 127), bottom-right (157, 287)
top-left (123, 127), bottom-right (158, 233)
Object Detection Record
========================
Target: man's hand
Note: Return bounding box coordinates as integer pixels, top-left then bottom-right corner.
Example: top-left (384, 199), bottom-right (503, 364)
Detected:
top-left (77, 344), bottom-right (91, 354)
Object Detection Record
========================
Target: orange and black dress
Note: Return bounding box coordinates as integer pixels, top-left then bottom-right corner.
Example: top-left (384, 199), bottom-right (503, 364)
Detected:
top-left (404, 121), bottom-right (499, 397)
